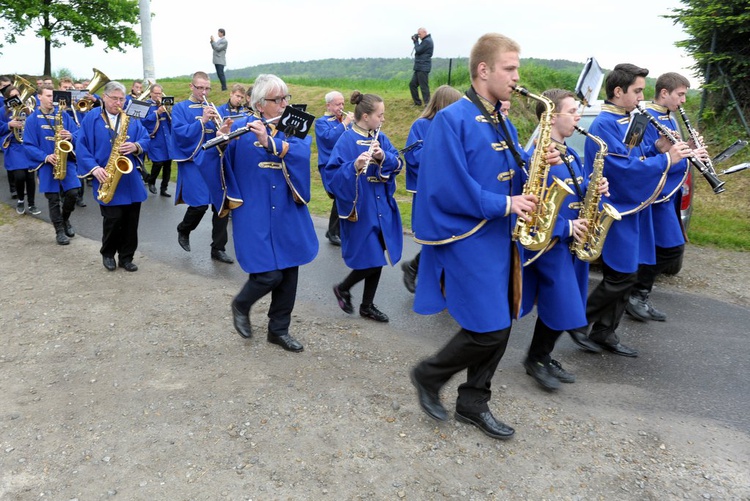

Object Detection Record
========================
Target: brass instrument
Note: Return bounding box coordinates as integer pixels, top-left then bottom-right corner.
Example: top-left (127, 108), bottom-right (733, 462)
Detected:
top-left (76, 68), bottom-right (110, 112)
top-left (635, 104), bottom-right (725, 194)
top-left (202, 98), bottom-right (223, 129)
top-left (97, 111), bottom-right (133, 203)
top-left (136, 81), bottom-right (153, 101)
top-left (52, 100), bottom-right (73, 180)
top-left (9, 75), bottom-right (37, 142)
top-left (512, 86), bottom-right (575, 251)
top-left (570, 125), bottom-right (621, 262)
top-left (677, 106), bottom-right (726, 194)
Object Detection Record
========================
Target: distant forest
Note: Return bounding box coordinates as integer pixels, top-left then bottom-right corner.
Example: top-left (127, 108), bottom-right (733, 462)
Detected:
top-left (220, 57), bottom-right (590, 81)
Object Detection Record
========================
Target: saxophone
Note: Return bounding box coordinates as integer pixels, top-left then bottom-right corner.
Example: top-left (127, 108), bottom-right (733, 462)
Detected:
top-left (570, 125), bottom-right (621, 262)
top-left (52, 105), bottom-right (73, 180)
top-left (97, 112), bottom-right (133, 204)
top-left (512, 86), bottom-right (575, 251)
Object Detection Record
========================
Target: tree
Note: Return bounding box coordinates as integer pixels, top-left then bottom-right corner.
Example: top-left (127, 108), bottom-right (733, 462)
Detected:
top-left (0, 0), bottom-right (141, 76)
top-left (667, 0), bottom-right (750, 113)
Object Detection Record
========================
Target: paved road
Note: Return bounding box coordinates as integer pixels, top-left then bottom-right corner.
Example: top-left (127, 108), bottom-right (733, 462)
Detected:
top-left (5, 182), bottom-right (749, 434)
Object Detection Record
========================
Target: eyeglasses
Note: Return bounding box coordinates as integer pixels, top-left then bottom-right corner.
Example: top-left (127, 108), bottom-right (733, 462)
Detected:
top-left (264, 94), bottom-right (291, 105)
top-left (105, 95), bottom-right (126, 102)
top-left (192, 84), bottom-right (211, 92)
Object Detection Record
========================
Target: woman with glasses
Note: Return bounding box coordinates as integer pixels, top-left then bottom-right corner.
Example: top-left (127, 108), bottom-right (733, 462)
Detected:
top-left (325, 91), bottom-right (403, 323)
top-left (201, 74), bottom-right (318, 353)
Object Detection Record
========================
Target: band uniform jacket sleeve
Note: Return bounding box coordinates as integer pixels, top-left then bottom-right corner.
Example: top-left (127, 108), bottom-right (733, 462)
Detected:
top-left (324, 126), bottom-right (403, 269)
top-left (411, 98), bottom-right (526, 333)
top-left (171, 99), bottom-right (215, 206)
top-left (74, 110), bottom-right (149, 206)
top-left (404, 117), bottom-right (430, 194)
top-left (142, 103), bottom-right (174, 163)
top-left (23, 107), bottom-right (81, 192)
top-left (218, 115), bottom-right (318, 274)
top-left (314, 113), bottom-right (349, 193)
top-left (1, 107), bottom-right (29, 169)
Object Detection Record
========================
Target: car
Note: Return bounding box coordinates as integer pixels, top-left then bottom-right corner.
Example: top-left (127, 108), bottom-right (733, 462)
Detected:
top-left (523, 101), bottom-right (694, 275)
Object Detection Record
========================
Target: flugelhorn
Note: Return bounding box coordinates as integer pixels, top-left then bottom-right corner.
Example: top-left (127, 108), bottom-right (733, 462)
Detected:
top-left (76, 68), bottom-right (110, 112)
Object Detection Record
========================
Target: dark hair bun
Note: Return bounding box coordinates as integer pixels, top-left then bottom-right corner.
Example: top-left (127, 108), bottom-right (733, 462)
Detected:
top-left (350, 90), bottom-right (363, 105)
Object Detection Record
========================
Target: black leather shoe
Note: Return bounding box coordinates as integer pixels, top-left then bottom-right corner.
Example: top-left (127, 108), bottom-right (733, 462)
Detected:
top-left (523, 358), bottom-right (560, 390)
top-left (267, 333), bottom-right (304, 352)
top-left (568, 329), bottom-right (603, 353)
top-left (333, 284), bottom-right (354, 314)
top-left (148, 184), bottom-right (157, 194)
top-left (160, 191), bottom-right (171, 197)
top-left (547, 359), bottom-right (576, 383)
top-left (177, 231), bottom-right (190, 252)
top-left (410, 368), bottom-right (447, 421)
top-left (102, 256), bottom-right (116, 271)
top-left (454, 410), bottom-right (515, 440)
top-left (231, 302), bottom-right (252, 339)
top-left (119, 261), bottom-right (138, 272)
top-left (211, 249), bottom-right (234, 264)
top-left (401, 261), bottom-right (417, 293)
top-left (596, 341), bottom-right (639, 358)
top-left (359, 304), bottom-right (389, 322)
top-left (63, 220), bottom-right (75, 238)
top-left (325, 231), bottom-right (341, 246)
top-left (55, 229), bottom-right (70, 245)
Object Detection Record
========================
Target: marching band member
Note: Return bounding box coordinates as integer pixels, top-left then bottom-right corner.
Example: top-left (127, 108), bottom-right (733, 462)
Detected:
top-left (216, 83), bottom-right (247, 118)
top-left (202, 74), bottom-right (317, 352)
top-left (314, 90), bottom-right (353, 247)
top-left (325, 91), bottom-right (403, 323)
top-left (23, 85), bottom-right (81, 245)
top-left (171, 71), bottom-right (234, 264)
top-left (569, 64), bottom-right (691, 357)
top-left (1, 86), bottom-right (38, 215)
top-left (75, 81), bottom-right (150, 272)
top-left (141, 84), bottom-right (174, 197)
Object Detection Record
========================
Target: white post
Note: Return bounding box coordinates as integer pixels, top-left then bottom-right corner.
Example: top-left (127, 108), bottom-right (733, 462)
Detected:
top-left (139, 0), bottom-right (155, 81)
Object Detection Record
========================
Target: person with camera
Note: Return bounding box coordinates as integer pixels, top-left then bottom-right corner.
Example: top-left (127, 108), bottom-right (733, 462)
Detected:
top-left (409, 28), bottom-right (434, 107)
top-left (210, 29), bottom-right (228, 92)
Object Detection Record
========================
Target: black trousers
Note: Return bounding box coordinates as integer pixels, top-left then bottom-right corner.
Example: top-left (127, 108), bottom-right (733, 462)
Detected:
top-left (409, 70), bottom-right (430, 105)
top-left (527, 317), bottom-right (563, 364)
top-left (327, 200), bottom-right (340, 237)
top-left (100, 202), bottom-right (141, 263)
top-left (7, 170), bottom-right (15, 195)
top-left (45, 188), bottom-right (77, 228)
top-left (414, 326), bottom-right (511, 414)
top-left (215, 64), bottom-right (227, 91)
top-left (234, 267), bottom-right (299, 338)
top-left (149, 160), bottom-right (172, 192)
top-left (12, 170), bottom-right (36, 205)
top-left (177, 204), bottom-right (228, 251)
top-left (586, 261), bottom-right (638, 345)
top-left (339, 266), bottom-right (382, 306)
top-left (634, 244), bottom-right (684, 292)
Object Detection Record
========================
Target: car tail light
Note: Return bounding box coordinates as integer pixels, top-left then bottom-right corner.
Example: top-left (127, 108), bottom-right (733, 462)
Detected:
top-left (681, 170), bottom-right (692, 211)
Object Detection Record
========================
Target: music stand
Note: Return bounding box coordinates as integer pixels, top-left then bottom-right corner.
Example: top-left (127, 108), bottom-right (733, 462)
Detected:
top-left (277, 105), bottom-right (315, 139)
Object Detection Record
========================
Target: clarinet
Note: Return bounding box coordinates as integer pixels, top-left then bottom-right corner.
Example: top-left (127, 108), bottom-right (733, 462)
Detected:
top-left (635, 104), bottom-right (725, 194)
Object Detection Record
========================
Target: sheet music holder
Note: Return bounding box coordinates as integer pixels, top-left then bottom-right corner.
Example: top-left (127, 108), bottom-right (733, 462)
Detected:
top-left (290, 103), bottom-right (307, 112)
top-left (161, 96), bottom-right (175, 106)
top-left (52, 90), bottom-right (72, 107)
top-left (277, 105), bottom-right (315, 139)
top-left (125, 99), bottom-right (151, 119)
top-left (69, 90), bottom-right (87, 102)
top-left (5, 96), bottom-right (22, 108)
top-left (622, 111), bottom-right (650, 149)
top-left (575, 57), bottom-right (604, 107)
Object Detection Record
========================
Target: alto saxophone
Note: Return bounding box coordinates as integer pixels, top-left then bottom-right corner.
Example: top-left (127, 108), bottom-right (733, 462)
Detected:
top-left (97, 112), bottom-right (133, 204)
top-left (52, 104), bottom-right (73, 180)
top-left (512, 87), bottom-right (575, 251)
top-left (570, 126), bottom-right (621, 262)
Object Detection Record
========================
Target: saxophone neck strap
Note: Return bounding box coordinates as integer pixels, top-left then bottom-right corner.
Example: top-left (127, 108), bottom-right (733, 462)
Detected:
top-left (465, 86), bottom-right (525, 170)
top-left (556, 143), bottom-right (584, 199)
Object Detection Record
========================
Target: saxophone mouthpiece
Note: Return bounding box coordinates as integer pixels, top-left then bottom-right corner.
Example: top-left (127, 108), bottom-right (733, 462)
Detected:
top-left (513, 86), bottom-right (529, 97)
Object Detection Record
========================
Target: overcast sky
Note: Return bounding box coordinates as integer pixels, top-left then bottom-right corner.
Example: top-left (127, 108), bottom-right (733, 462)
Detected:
top-left (1, 0), bottom-right (699, 87)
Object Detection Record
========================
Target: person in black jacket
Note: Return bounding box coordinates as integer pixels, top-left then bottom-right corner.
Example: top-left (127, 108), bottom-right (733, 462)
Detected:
top-left (409, 28), bottom-right (433, 106)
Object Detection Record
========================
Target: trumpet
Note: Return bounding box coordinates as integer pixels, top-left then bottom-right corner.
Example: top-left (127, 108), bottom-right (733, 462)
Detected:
top-left (202, 98), bottom-right (224, 129)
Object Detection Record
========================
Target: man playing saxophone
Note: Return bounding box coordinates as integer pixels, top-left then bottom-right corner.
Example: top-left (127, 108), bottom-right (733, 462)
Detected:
top-left (75, 81), bottom-right (150, 272)
top-left (23, 85), bottom-right (81, 245)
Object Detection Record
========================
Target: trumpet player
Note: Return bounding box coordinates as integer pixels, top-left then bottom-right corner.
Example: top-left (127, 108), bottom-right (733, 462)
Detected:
top-left (171, 71), bottom-right (234, 264)
top-left (625, 73), bottom-right (707, 323)
top-left (141, 84), bottom-right (173, 197)
top-left (1, 85), bottom-right (38, 215)
top-left (23, 85), bottom-right (81, 245)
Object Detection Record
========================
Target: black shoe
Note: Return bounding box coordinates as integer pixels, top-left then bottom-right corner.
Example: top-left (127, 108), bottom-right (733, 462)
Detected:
top-left (211, 249), bottom-right (234, 264)
top-left (119, 261), bottom-right (138, 272)
top-left (413, 101), bottom-right (423, 106)
top-left (10, 190), bottom-right (17, 199)
top-left (267, 333), bottom-right (304, 352)
top-left (359, 304), bottom-right (389, 322)
top-left (401, 261), bottom-right (417, 293)
top-left (76, 199), bottom-right (86, 207)
top-left (626, 290), bottom-right (667, 322)
top-left (160, 191), bottom-right (171, 197)
top-left (546, 359), bottom-right (576, 383)
top-left (102, 256), bottom-right (116, 271)
top-left (410, 368), bottom-right (447, 421)
top-left (454, 410), bottom-right (515, 440)
top-left (177, 231), bottom-right (190, 252)
top-left (325, 231), bottom-right (341, 246)
top-left (523, 358), bottom-right (560, 390)
top-left (63, 220), bottom-right (75, 238)
top-left (55, 229), bottom-right (70, 246)
top-left (333, 284), bottom-right (353, 314)
top-left (28, 205), bottom-right (41, 215)
top-left (148, 184), bottom-right (157, 194)
top-left (231, 302), bottom-right (252, 339)
top-left (568, 329), bottom-right (602, 353)
top-left (595, 341), bottom-right (639, 358)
